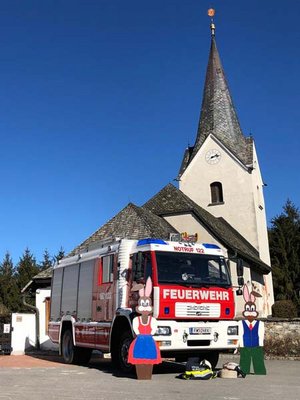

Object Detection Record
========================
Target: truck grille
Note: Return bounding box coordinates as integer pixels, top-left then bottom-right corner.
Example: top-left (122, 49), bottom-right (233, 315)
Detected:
top-left (175, 302), bottom-right (221, 318)
top-left (187, 340), bottom-right (211, 347)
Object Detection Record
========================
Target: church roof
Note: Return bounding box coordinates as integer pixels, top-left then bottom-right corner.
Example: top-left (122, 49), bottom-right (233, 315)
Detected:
top-left (69, 202), bottom-right (178, 256)
top-left (67, 184), bottom-right (270, 274)
top-left (143, 183), bottom-right (271, 274)
top-left (178, 28), bottom-right (253, 178)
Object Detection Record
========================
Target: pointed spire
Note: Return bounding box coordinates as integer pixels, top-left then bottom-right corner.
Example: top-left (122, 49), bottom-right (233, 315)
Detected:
top-left (178, 11), bottom-right (253, 178)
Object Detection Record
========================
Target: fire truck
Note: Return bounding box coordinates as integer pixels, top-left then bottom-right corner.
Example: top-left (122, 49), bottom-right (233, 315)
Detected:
top-left (48, 237), bottom-right (242, 371)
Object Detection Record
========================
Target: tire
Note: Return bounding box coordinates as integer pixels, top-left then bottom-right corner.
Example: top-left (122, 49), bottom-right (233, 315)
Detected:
top-left (111, 330), bottom-right (134, 373)
top-left (61, 330), bottom-right (92, 365)
top-left (76, 347), bottom-right (92, 365)
top-left (62, 329), bottom-right (76, 364)
top-left (175, 354), bottom-right (188, 363)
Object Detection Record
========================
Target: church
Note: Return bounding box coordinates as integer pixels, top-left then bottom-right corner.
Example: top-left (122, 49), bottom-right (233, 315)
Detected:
top-left (69, 18), bottom-right (274, 318)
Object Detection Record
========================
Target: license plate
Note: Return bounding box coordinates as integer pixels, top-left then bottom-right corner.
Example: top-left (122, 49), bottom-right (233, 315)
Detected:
top-left (189, 327), bottom-right (211, 335)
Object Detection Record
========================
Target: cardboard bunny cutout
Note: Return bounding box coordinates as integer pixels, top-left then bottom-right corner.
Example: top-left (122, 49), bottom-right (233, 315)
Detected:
top-left (128, 277), bottom-right (162, 379)
top-left (239, 283), bottom-right (266, 375)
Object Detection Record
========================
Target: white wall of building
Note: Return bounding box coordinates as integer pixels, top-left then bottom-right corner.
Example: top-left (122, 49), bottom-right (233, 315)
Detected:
top-left (36, 288), bottom-right (59, 351)
top-left (11, 313), bottom-right (36, 355)
top-left (180, 135), bottom-right (260, 250)
top-left (11, 289), bottom-right (58, 355)
top-left (179, 135), bottom-right (274, 315)
top-left (164, 213), bottom-right (225, 253)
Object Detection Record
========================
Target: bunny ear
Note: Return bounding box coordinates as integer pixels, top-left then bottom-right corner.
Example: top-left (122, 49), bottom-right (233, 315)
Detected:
top-left (250, 293), bottom-right (256, 303)
top-left (243, 284), bottom-right (250, 302)
top-left (144, 276), bottom-right (153, 297)
top-left (139, 287), bottom-right (145, 297)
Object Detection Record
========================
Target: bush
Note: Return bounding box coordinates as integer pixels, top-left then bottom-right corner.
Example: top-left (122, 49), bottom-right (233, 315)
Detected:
top-left (0, 303), bottom-right (10, 316)
top-left (272, 300), bottom-right (298, 318)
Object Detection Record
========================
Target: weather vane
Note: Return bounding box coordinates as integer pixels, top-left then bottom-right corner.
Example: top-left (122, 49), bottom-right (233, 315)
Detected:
top-left (207, 8), bottom-right (216, 36)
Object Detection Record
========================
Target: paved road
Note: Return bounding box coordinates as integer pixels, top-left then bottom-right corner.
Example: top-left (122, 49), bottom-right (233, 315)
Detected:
top-left (0, 354), bottom-right (299, 400)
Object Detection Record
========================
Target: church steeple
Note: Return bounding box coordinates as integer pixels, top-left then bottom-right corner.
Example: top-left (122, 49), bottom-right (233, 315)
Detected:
top-left (178, 12), bottom-right (253, 178)
top-left (177, 11), bottom-right (273, 315)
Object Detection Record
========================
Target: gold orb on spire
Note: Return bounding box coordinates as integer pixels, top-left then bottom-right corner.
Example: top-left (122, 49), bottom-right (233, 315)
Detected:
top-left (207, 8), bottom-right (215, 18)
top-left (208, 8), bottom-right (216, 36)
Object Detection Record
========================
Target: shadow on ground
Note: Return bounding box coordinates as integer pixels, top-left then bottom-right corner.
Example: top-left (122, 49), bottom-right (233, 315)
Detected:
top-left (24, 350), bottom-right (186, 379)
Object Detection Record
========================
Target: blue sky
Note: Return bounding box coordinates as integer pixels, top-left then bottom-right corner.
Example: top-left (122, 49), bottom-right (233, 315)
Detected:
top-left (0, 0), bottom-right (299, 264)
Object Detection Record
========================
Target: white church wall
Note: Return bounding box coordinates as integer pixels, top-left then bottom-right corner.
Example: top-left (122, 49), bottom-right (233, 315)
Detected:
top-left (250, 144), bottom-right (271, 265)
top-left (250, 144), bottom-right (274, 315)
top-left (164, 213), bottom-right (226, 253)
top-left (180, 135), bottom-right (260, 251)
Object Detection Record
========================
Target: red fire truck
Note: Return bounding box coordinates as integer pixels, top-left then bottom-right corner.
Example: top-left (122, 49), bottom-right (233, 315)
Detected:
top-left (48, 237), bottom-right (242, 371)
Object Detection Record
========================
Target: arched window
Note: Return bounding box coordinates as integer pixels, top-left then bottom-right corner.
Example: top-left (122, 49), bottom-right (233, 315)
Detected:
top-left (210, 182), bottom-right (224, 204)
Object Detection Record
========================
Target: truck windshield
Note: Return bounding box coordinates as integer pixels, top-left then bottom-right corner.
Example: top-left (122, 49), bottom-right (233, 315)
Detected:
top-left (155, 251), bottom-right (231, 287)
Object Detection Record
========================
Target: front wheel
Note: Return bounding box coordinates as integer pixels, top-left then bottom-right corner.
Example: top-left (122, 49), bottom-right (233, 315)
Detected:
top-left (111, 330), bottom-right (134, 373)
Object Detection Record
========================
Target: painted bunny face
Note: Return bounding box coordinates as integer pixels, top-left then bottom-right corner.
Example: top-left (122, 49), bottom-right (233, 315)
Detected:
top-left (135, 277), bottom-right (153, 316)
top-left (243, 301), bottom-right (258, 322)
top-left (242, 284), bottom-right (259, 322)
top-left (136, 296), bottom-right (153, 315)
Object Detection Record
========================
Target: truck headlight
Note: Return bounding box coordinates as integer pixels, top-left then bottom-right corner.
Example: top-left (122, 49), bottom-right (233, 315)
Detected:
top-left (227, 326), bottom-right (239, 335)
top-left (155, 326), bottom-right (171, 336)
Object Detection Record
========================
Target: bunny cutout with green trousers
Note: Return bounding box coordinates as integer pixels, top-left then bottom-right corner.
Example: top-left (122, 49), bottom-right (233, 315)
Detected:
top-left (239, 283), bottom-right (266, 375)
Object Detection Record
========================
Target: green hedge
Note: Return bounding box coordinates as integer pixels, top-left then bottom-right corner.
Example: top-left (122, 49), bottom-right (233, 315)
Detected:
top-left (272, 300), bottom-right (298, 318)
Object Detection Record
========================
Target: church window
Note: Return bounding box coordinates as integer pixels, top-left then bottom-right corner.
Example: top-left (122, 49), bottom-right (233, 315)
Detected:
top-left (210, 182), bottom-right (224, 204)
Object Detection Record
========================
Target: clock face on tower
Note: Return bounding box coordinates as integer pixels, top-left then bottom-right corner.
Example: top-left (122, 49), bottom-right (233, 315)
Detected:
top-left (205, 149), bottom-right (221, 164)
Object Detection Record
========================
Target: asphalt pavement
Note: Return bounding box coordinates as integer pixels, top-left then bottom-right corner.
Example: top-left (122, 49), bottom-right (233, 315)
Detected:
top-left (0, 353), bottom-right (299, 400)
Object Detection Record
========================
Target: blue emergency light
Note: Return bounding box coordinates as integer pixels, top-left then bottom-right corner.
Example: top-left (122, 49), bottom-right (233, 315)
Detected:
top-left (202, 243), bottom-right (221, 249)
top-left (137, 238), bottom-right (168, 246)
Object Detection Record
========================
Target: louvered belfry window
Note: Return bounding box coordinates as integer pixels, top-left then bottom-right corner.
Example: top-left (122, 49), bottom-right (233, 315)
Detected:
top-left (210, 182), bottom-right (223, 204)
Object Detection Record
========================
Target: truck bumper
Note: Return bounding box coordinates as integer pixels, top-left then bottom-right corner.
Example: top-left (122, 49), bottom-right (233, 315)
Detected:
top-left (154, 320), bottom-right (239, 353)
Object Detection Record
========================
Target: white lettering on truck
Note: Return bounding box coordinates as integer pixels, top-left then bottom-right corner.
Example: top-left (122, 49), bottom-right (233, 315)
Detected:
top-left (163, 289), bottom-right (229, 301)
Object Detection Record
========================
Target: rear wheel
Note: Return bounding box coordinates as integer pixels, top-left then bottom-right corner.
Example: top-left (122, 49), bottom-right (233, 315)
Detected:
top-left (111, 330), bottom-right (134, 373)
top-left (62, 329), bottom-right (76, 364)
top-left (61, 330), bottom-right (92, 365)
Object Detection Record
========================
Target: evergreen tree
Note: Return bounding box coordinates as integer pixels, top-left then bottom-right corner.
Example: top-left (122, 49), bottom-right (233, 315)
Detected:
top-left (16, 248), bottom-right (40, 310)
top-left (40, 249), bottom-right (53, 271)
top-left (54, 247), bottom-right (65, 263)
top-left (0, 252), bottom-right (19, 312)
top-left (269, 200), bottom-right (300, 311)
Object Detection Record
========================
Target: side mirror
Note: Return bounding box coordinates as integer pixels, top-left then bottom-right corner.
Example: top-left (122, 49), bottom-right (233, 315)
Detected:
top-left (238, 276), bottom-right (244, 287)
top-left (236, 258), bottom-right (244, 277)
top-left (236, 259), bottom-right (244, 295)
